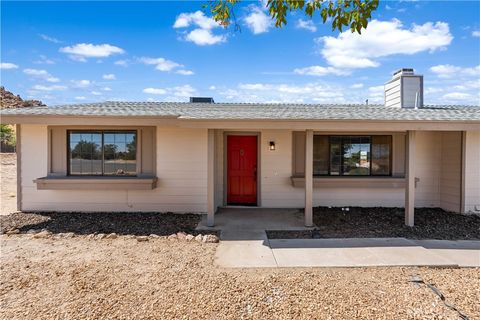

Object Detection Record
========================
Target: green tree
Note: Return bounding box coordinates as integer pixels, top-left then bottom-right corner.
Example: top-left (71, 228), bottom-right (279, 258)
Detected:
top-left (0, 124), bottom-right (15, 147)
top-left (207, 0), bottom-right (379, 33)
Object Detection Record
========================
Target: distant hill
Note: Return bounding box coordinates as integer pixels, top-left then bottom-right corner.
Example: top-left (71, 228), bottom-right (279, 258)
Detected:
top-left (0, 87), bottom-right (45, 109)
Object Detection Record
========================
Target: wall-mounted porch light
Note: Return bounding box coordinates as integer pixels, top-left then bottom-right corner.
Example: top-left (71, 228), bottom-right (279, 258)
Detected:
top-left (269, 141), bottom-right (276, 151)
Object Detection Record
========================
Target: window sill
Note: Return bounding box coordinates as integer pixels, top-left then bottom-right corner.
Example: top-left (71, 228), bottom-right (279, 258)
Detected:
top-left (34, 176), bottom-right (158, 190)
top-left (291, 176), bottom-right (406, 188)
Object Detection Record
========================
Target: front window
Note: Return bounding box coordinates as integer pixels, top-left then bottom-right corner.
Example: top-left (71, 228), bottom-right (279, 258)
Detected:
top-left (313, 135), bottom-right (391, 176)
top-left (68, 130), bottom-right (137, 176)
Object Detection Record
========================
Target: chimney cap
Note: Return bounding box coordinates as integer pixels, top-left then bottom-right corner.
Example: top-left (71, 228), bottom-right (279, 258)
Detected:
top-left (190, 97), bottom-right (214, 103)
top-left (393, 68), bottom-right (415, 77)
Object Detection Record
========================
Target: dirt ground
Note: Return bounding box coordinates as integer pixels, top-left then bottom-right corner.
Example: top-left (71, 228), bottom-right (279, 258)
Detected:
top-left (1, 235), bottom-right (479, 319)
top-left (1, 153), bottom-right (479, 319)
top-left (1, 153), bottom-right (17, 215)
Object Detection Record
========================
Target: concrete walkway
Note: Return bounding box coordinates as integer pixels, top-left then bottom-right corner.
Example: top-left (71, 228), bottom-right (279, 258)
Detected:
top-left (198, 208), bottom-right (480, 268)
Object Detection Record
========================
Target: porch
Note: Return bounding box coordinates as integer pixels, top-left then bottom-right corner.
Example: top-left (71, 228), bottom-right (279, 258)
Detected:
top-left (206, 129), bottom-right (478, 227)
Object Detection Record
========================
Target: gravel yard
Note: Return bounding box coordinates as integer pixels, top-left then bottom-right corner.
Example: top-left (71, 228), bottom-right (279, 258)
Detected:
top-left (1, 234), bottom-right (479, 319)
top-left (0, 153), bottom-right (17, 215)
top-left (2, 153), bottom-right (479, 319)
top-left (268, 207), bottom-right (480, 240)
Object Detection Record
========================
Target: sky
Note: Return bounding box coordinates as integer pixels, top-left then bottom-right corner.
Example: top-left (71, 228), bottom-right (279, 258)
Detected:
top-left (1, 1), bottom-right (479, 106)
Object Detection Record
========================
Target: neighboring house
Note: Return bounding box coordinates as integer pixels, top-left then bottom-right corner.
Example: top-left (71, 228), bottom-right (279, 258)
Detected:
top-left (1, 69), bottom-right (480, 227)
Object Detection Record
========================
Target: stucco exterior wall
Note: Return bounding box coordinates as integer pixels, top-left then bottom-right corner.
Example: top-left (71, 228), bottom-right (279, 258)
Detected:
top-left (19, 125), bottom-right (467, 213)
top-left (439, 132), bottom-right (462, 212)
top-left (20, 125), bottom-right (208, 212)
top-left (463, 130), bottom-right (480, 213)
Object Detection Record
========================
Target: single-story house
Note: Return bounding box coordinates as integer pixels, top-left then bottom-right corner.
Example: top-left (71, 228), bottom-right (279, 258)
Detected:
top-left (1, 69), bottom-right (479, 227)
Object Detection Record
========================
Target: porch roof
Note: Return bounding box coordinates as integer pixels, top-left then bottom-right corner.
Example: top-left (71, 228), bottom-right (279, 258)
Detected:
top-left (1, 102), bottom-right (479, 122)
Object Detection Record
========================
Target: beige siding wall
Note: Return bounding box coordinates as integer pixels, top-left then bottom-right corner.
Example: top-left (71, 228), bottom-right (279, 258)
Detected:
top-left (20, 125), bottom-right (467, 213)
top-left (439, 132), bottom-right (462, 212)
top-left (21, 125), bottom-right (208, 212)
top-left (414, 132), bottom-right (442, 207)
top-left (463, 131), bottom-right (480, 213)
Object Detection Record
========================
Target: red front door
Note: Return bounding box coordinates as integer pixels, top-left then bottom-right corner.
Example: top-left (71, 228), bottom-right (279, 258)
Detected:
top-left (227, 135), bottom-right (257, 205)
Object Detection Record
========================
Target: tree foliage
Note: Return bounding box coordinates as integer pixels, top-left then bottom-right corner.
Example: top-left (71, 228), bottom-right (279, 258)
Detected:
top-left (0, 124), bottom-right (15, 147)
top-left (207, 0), bottom-right (379, 33)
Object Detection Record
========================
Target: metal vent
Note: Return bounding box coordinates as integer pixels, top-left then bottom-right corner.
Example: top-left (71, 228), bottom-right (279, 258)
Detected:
top-left (190, 97), bottom-right (214, 103)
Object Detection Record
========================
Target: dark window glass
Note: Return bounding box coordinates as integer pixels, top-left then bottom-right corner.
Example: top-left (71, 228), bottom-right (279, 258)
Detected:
top-left (312, 135), bottom-right (391, 176)
top-left (342, 136), bottom-right (370, 176)
top-left (68, 131), bottom-right (136, 176)
top-left (69, 132), bottom-right (102, 175)
top-left (313, 135), bottom-right (329, 175)
top-left (371, 135), bottom-right (391, 175)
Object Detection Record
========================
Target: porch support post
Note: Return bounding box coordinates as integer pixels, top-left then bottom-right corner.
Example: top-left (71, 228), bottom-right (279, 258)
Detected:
top-left (405, 130), bottom-right (416, 226)
top-left (207, 129), bottom-right (215, 227)
top-left (305, 129), bottom-right (314, 227)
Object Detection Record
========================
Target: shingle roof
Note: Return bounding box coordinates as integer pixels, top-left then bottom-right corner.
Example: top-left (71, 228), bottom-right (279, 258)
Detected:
top-left (1, 101), bottom-right (479, 122)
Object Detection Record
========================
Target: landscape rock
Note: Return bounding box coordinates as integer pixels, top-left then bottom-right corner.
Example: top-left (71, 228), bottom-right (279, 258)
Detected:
top-left (136, 236), bottom-right (149, 242)
top-left (202, 234), bottom-right (219, 243)
top-left (32, 230), bottom-right (52, 239)
top-left (86, 234), bottom-right (96, 240)
top-left (64, 232), bottom-right (75, 238)
top-left (6, 229), bottom-right (20, 235)
top-left (194, 234), bottom-right (203, 242)
top-left (185, 234), bottom-right (194, 241)
top-left (105, 233), bottom-right (118, 239)
top-left (149, 234), bottom-right (160, 238)
top-left (26, 229), bottom-right (39, 234)
top-left (176, 232), bottom-right (187, 240)
top-left (95, 233), bottom-right (106, 240)
top-left (167, 234), bottom-right (177, 241)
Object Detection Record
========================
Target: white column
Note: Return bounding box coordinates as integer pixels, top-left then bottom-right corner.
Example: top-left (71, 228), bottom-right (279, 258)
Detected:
top-left (207, 129), bottom-right (215, 227)
top-left (305, 129), bottom-right (313, 227)
top-left (405, 130), bottom-right (416, 226)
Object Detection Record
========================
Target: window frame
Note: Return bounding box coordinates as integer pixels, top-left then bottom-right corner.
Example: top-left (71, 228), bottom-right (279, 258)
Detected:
top-left (67, 129), bottom-right (138, 177)
top-left (313, 135), bottom-right (392, 177)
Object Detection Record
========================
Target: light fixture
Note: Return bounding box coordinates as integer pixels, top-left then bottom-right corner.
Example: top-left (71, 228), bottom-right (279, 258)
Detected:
top-left (269, 141), bottom-right (276, 151)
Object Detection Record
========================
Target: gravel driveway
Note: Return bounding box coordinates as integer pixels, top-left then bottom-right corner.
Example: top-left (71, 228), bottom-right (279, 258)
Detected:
top-left (1, 235), bottom-right (479, 319)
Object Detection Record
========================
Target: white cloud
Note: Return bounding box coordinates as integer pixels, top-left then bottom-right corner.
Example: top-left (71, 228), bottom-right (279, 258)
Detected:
top-left (319, 19), bottom-right (453, 69)
top-left (143, 88), bottom-right (167, 95)
top-left (244, 6), bottom-right (272, 34)
top-left (209, 85), bottom-right (216, 90)
top-left (114, 60), bottom-right (128, 67)
top-left (0, 62), bottom-right (19, 69)
top-left (102, 73), bottom-right (116, 80)
top-left (293, 65), bottom-right (348, 76)
top-left (296, 19), bottom-right (317, 32)
top-left (59, 43), bottom-right (125, 61)
top-left (33, 55), bottom-right (55, 65)
top-left (23, 68), bottom-right (60, 82)
top-left (173, 11), bottom-right (226, 46)
top-left (32, 84), bottom-right (67, 91)
top-left (103, 87), bottom-right (112, 91)
top-left (472, 31), bottom-right (480, 37)
top-left (176, 69), bottom-right (194, 76)
top-left (71, 79), bottom-right (91, 88)
top-left (185, 28), bottom-right (226, 46)
top-left (442, 92), bottom-right (473, 101)
top-left (39, 34), bottom-right (62, 43)
top-left (143, 85), bottom-right (196, 98)
top-left (350, 83), bottom-right (364, 89)
top-left (75, 96), bottom-right (86, 100)
top-left (173, 11), bottom-right (218, 30)
top-left (172, 85), bottom-right (196, 97)
top-left (430, 64), bottom-right (480, 78)
top-left (139, 57), bottom-right (182, 71)
top-left (91, 91), bottom-right (102, 96)
top-left (232, 82), bottom-right (355, 103)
